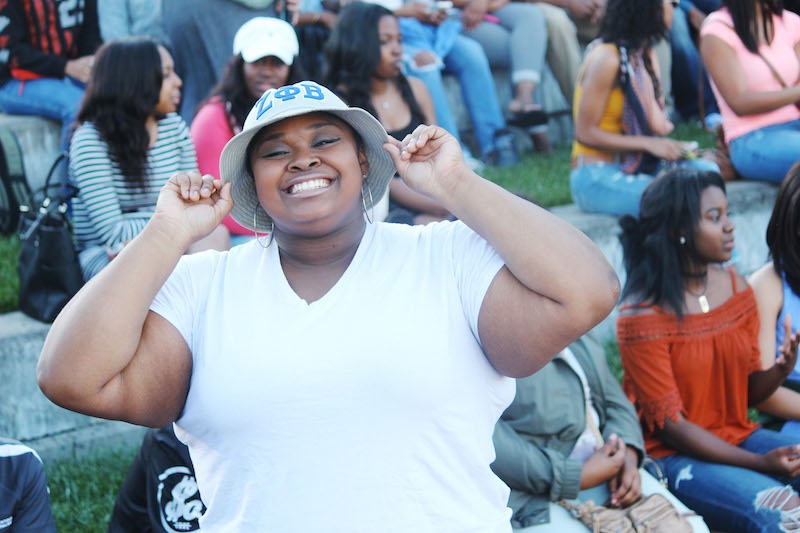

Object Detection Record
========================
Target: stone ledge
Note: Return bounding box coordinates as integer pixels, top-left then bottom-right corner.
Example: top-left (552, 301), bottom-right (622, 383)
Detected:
top-left (0, 113), bottom-right (60, 193)
top-left (23, 420), bottom-right (146, 464)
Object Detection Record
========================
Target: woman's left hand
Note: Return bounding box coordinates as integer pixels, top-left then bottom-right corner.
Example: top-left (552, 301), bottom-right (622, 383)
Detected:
top-left (776, 314), bottom-right (800, 376)
top-left (462, 0), bottom-right (489, 30)
top-left (383, 124), bottom-right (468, 202)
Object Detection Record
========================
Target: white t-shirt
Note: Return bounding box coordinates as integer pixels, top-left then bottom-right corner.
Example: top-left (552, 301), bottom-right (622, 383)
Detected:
top-left (150, 220), bottom-right (515, 532)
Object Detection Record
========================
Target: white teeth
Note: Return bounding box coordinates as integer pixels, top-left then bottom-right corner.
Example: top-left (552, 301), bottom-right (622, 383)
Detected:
top-left (288, 179), bottom-right (331, 194)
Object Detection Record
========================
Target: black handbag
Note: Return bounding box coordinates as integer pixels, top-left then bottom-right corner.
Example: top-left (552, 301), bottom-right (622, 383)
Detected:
top-left (17, 153), bottom-right (83, 323)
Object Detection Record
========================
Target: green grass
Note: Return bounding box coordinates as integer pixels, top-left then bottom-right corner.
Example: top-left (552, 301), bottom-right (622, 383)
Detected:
top-left (483, 144), bottom-right (574, 207)
top-left (45, 446), bottom-right (137, 532)
top-left (0, 234), bottom-right (19, 313)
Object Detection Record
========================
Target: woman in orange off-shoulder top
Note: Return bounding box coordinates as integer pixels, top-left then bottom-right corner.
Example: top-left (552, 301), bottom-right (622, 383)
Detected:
top-left (616, 166), bottom-right (800, 533)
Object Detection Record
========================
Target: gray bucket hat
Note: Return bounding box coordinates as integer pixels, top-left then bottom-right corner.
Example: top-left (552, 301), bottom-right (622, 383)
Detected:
top-left (219, 81), bottom-right (396, 232)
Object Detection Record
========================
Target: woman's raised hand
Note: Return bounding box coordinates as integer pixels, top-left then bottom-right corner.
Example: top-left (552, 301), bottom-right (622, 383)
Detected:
top-left (776, 314), bottom-right (800, 376)
top-left (383, 124), bottom-right (468, 202)
top-left (154, 170), bottom-right (233, 247)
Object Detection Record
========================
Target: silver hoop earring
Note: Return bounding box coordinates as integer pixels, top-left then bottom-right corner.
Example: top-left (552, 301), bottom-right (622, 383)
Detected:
top-left (679, 236), bottom-right (686, 245)
top-left (253, 209), bottom-right (274, 248)
top-left (361, 176), bottom-right (374, 224)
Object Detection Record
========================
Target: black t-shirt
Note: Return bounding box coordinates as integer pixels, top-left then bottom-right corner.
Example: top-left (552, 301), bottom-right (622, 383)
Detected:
top-left (108, 426), bottom-right (205, 533)
top-left (0, 438), bottom-right (56, 533)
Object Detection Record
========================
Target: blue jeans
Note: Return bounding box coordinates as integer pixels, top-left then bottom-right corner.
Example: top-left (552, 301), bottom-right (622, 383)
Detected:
top-left (729, 118), bottom-right (800, 183)
top-left (408, 33), bottom-right (506, 157)
top-left (671, 6), bottom-right (718, 119)
top-left (0, 77), bottom-right (85, 151)
top-left (570, 157), bottom-right (720, 217)
top-left (653, 428), bottom-right (800, 533)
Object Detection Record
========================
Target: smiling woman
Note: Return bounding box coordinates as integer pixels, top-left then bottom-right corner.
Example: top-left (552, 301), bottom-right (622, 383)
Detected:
top-left (36, 81), bottom-right (620, 532)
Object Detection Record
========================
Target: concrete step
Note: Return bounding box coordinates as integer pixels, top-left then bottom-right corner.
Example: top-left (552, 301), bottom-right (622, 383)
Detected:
top-left (0, 113), bottom-right (61, 193)
top-left (0, 310), bottom-right (146, 459)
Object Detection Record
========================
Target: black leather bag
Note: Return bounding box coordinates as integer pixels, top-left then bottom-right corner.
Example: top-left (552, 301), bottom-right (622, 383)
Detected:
top-left (17, 154), bottom-right (83, 323)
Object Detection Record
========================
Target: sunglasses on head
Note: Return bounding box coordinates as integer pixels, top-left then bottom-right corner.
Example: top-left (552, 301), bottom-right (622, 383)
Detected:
top-left (668, 0), bottom-right (680, 6)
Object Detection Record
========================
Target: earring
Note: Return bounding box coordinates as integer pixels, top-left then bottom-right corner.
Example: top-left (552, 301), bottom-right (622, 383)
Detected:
top-left (679, 236), bottom-right (686, 245)
top-left (361, 175), bottom-right (374, 224)
top-left (253, 208), bottom-right (274, 248)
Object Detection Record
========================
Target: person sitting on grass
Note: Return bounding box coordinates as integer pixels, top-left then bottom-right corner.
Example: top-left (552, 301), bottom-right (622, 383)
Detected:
top-left (492, 334), bottom-right (710, 532)
top-left (570, 0), bottom-right (719, 217)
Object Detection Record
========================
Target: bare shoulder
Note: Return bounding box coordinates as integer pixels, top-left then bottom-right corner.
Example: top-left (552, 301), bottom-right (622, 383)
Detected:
top-left (586, 44), bottom-right (621, 73)
top-left (408, 77), bottom-right (433, 108)
top-left (750, 262), bottom-right (781, 292)
top-left (580, 44), bottom-right (621, 89)
top-left (750, 262), bottom-right (784, 310)
top-left (407, 76), bottom-right (429, 97)
top-left (727, 264), bottom-right (750, 292)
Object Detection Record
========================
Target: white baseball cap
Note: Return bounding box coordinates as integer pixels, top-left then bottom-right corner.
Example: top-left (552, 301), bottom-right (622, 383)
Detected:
top-left (219, 81), bottom-right (395, 232)
top-left (233, 17), bottom-right (298, 65)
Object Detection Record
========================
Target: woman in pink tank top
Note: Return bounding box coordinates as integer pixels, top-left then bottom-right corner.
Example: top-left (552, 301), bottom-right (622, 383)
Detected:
top-left (700, 0), bottom-right (800, 183)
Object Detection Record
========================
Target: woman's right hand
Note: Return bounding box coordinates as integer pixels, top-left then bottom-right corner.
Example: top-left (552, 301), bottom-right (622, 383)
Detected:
top-left (759, 445), bottom-right (800, 477)
top-left (153, 170), bottom-right (233, 247)
top-left (580, 434), bottom-right (627, 489)
top-left (644, 138), bottom-right (695, 161)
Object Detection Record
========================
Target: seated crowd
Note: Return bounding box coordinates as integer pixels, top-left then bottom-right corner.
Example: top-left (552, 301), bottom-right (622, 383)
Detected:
top-left (4, 0), bottom-right (800, 531)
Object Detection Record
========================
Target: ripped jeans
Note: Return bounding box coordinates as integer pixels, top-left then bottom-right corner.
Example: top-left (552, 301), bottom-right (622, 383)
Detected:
top-left (652, 428), bottom-right (800, 533)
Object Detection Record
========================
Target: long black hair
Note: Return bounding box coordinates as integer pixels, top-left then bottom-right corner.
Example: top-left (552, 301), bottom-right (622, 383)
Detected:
top-left (323, 1), bottom-right (425, 122)
top-left (76, 37), bottom-right (164, 187)
top-left (722, 0), bottom-right (783, 53)
top-left (196, 53), bottom-right (306, 130)
top-left (599, 0), bottom-right (668, 102)
top-left (619, 168), bottom-right (726, 317)
top-left (767, 161), bottom-right (800, 296)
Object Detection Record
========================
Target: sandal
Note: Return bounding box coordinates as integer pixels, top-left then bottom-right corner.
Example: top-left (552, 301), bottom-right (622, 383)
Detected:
top-left (507, 108), bottom-right (549, 128)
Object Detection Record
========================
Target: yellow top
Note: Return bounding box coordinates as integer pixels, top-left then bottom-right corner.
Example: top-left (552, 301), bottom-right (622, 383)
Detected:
top-left (571, 44), bottom-right (625, 160)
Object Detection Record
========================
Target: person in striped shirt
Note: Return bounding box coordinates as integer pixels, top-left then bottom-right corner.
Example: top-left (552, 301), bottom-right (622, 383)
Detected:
top-left (70, 37), bottom-right (228, 280)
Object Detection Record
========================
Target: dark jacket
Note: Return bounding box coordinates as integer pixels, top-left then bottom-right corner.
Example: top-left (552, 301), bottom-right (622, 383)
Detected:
top-left (491, 336), bottom-right (645, 528)
top-left (0, 0), bottom-right (101, 83)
